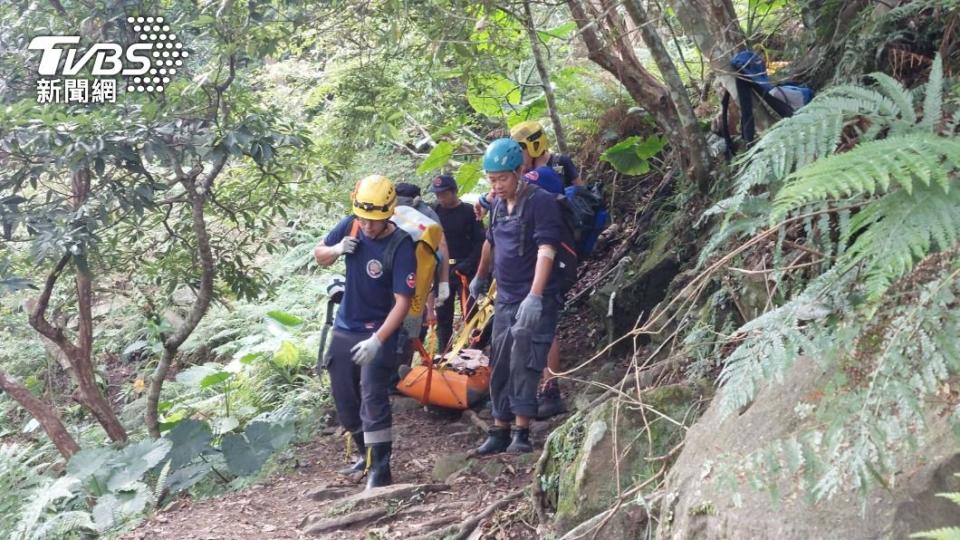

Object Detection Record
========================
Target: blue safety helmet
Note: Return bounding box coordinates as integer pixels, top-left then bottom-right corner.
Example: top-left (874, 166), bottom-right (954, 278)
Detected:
top-left (483, 138), bottom-right (524, 173)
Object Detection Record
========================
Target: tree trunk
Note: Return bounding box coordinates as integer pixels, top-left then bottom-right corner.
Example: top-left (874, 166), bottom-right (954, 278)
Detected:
top-left (567, 0), bottom-right (677, 131)
top-left (0, 370), bottom-right (80, 459)
top-left (665, 0), bottom-right (745, 95)
top-left (28, 172), bottom-right (129, 445)
top-left (622, 0), bottom-right (712, 192)
top-left (521, 0), bottom-right (569, 156)
top-left (146, 171), bottom-right (218, 437)
top-left (73, 253), bottom-right (128, 442)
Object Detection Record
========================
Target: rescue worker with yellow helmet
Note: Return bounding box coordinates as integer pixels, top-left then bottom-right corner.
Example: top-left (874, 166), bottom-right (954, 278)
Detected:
top-left (314, 174), bottom-right (416, 490)
top-left (509, 120), bottom-right (580, 187)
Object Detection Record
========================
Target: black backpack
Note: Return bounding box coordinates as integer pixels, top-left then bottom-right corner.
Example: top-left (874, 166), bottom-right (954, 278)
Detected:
top-left (491, 186), bottom-right (578, 295)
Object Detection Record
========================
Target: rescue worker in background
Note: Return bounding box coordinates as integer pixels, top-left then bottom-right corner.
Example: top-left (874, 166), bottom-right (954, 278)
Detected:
top-left (313, 175), bottom-right (416, 489)
top-left (428, 174), bottom-right (485, 350)
top-left (511, 120), bottom-right (581, 187)
top-left (512, 122), bottom-right (577, 420)
top-left (469, 138), bottom-right (566, 455)
top-left (394, 182), bottom-right (450, 381)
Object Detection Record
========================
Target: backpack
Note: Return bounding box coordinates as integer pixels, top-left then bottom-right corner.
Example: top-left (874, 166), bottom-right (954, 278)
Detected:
top-left (721, 50), bottom-right (815, 157)
top-left (348, 205), bottom-right (443, 319)
top-left (491, 185), bottom-right (578, 295)
top-left (563, 184), bottom-right (607, 257)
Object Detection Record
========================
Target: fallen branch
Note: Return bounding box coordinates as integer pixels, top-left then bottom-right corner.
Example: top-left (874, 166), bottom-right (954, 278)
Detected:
top-left (427, 488), bottom-right (525, 540)
top-left (463, 409), bottom-right (489, 434)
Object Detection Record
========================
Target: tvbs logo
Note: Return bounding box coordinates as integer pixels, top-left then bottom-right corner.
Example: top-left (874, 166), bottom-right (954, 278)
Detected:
top-left (29, 16), bottom-right (187, 103)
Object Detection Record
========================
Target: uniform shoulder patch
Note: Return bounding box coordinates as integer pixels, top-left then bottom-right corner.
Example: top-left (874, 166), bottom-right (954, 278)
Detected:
top-left (406, 272), bottom-right (416, 289)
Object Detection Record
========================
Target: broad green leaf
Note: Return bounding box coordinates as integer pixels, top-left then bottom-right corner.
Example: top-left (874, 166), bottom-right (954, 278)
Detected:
top-left (634, 135), bottom-right (667, 159)
top-left (106, 438), bottom-right (172, 491)
top-left (67, 446), bottom-right (114, 483)
top-left (175, 365), bottom-right (220, 387)
top-left (538, 21), bottom-right (577, 41)
top-left (467, 75), bottom-right (520, 117)
top-left (164, 419), bottom-right (213, 470)
top-left (455, 160), bottom-right (484, 194)
top-left (600, 135), bottom-right (665, 175)
top-left (273, 340), bottom-right (300, 368)
top-left (246, 419), bottom-right (294, 451)
top-left (507, 95), bottom-right (547, 128)
top-left (222, 432), bottom-right (272, 476)
top-left (199, 371), bottom-right (232, 388)
top-left (164, 461), bottom-right (212, 495)
top-left (92, 482), bottom-right (151, 531)
top-left (417, 141), bottom-right (455, 175)
top-left (213, 416), bottom-right (240, 435)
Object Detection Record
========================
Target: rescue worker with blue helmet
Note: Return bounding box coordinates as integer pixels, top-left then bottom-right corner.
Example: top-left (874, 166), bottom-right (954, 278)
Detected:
top-left (469, 139), bottom-right (566, 454)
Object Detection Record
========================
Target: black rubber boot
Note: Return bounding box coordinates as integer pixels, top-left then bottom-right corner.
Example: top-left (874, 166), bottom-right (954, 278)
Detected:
top-left (506, 428), bottom-right (533, 453)
top-left (365, 442), bottom-right (393, 490)
top-left (337, 431), bottom-right (366, 476)
top-left (536, 381), bottom-right (568, 420)
top-left (474, 427), bottom-right (511, 455)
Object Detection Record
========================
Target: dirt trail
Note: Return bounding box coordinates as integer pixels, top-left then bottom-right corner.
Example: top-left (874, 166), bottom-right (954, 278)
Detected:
top-left (126, 397), bottom-right (562, 539)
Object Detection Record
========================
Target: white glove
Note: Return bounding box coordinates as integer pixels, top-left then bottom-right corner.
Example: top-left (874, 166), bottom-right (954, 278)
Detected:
top-left (350, 334), bottom-right (382, 366)
top-left (335, 237), bottom-right (358, 256)
top-left (436, 282), bottom-right (450, 307)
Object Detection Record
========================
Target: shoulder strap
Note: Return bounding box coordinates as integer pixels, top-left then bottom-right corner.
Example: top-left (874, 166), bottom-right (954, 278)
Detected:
top-left (382, 225), bottom-right (410, 276)
top-left (491, 197), bottom-right (504, 230)
top-left (514, 183), bottom-right (537, 220)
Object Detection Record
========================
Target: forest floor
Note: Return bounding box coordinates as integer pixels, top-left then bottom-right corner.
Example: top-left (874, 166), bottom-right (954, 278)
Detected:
top-left (123, 234), bottom-right (622, 540)
top-left (123, 392), bottom-right (567, 539)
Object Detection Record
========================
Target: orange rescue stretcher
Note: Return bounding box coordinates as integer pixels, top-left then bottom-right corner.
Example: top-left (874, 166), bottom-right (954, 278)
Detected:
top-left (396, 281), bottom-right (497, 409)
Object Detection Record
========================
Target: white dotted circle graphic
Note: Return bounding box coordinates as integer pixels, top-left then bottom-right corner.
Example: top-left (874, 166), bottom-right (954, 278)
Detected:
top-left (126, 15), bottom-right (186, 94)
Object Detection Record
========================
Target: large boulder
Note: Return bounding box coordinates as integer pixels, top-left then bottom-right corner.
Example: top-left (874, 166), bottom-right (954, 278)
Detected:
top-left (537, 382), bottom-right (710, 535)
top-left (658, 359), bottom-right (960, 539)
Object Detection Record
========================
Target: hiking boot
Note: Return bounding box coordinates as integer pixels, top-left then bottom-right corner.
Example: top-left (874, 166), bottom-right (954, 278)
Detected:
top-left (536, 381), bottom-right (568, 420)
top-left (473, 427), bottom-right (511, 455)
top-left (506, 428), bottom-right (533, 453)
top-left (365, 442), bottom-right (393, 490)
top-left (337, 430), bottom-right (366, 476)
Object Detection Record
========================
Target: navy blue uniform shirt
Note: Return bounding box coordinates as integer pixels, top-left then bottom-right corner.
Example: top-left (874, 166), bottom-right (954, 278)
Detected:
top-left (486, 185), bottom-right (564, 304)
top-left (324, 216), bottom-right (416, 332)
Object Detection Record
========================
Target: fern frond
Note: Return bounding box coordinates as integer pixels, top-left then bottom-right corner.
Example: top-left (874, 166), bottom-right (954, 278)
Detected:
top-left (773, 134), bottom-right (960, 221)
top-left (866, 72), bottom-right (916, 126)
top-left (841, 185), bottom-right (960, 300)
top-left (910, 527), bottom-right (960, 540)
top-left (920, 53), bottom-right (944, 132)
top-left (938, 492), bottom-right (960, 506)
top-left (154, 459), bottom-right (171, 503)
top-left (29, 511), bottom-right (95, 540)
top-left (718, 271), bottom-right (842, 417)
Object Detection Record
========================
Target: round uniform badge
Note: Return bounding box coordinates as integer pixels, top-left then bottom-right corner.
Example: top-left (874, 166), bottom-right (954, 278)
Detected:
top-left (406, 272), bottom-right (416, 289)
top-left (433, 177), bottom-right (443, 186)
top-left (366, 259), bottom-right (383, 279)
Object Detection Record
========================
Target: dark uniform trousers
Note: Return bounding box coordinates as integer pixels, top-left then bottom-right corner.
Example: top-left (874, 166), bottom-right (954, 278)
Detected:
top-left (324, 328), bottom-right (399, 444)
top-left (488, 293), bottom-right (561, 421)
top-left (436, 267), bottom-right (475, 350)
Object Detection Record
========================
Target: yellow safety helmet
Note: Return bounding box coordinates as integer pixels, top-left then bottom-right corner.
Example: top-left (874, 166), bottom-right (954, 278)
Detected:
top-left (352, 174), bottom-right (396, 220)
top-left (510, 120), bottom-right (549, 158)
